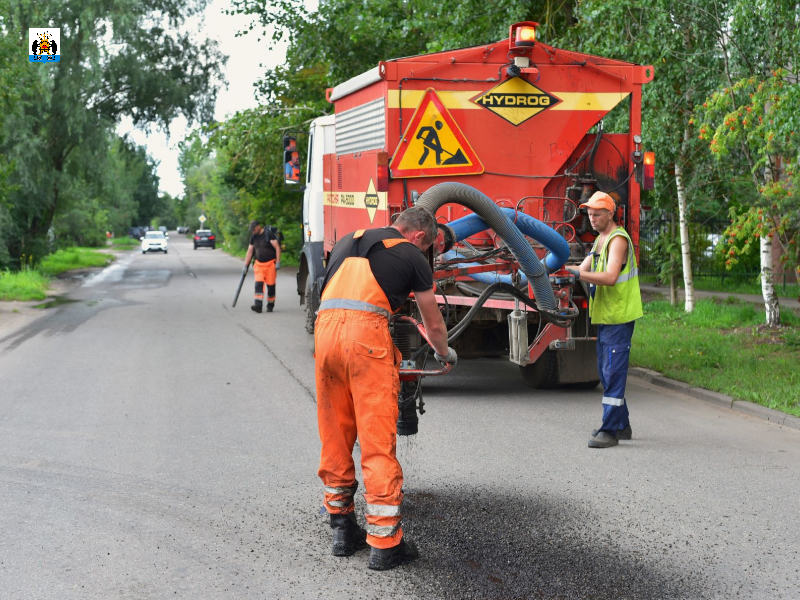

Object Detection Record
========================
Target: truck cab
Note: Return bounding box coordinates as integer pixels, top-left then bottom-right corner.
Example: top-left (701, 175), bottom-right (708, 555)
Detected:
top-left (297, 114), bottom-right (335, 331)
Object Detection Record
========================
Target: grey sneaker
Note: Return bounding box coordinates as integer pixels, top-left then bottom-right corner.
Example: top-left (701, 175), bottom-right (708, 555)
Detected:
top-left (592, 425), bottom-right (632, 440)
top-left (588, 431), bottom-right (619, 448)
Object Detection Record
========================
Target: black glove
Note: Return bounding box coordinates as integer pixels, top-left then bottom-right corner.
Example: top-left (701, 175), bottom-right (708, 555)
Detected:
top-left (567, 268), bottom-right (581, 281)
top-left (434, 347), bottom-right (458, 367)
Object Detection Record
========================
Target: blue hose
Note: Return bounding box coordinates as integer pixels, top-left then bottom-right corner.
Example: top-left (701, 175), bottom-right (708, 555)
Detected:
top-left (417, 182), bottom-right (559, 311)
top-left (447, 209), bottom-right (569, 272)
top-left (440, 250), bottom-right (528, 286)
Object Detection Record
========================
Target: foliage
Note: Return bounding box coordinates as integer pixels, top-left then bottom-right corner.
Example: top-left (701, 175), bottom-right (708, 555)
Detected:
top-left (0, 0), bottom-right (224, 267)
top-left (698, 70), bottom-right (800, 276)
top-left (633, 299), bottom-right (800, 416)
top-left (38, 247), bottom-right (113, 277)
top-left (0, 268), bottom-right (50, 301)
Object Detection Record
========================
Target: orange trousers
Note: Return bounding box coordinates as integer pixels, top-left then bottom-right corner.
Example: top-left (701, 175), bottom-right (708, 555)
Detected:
top-left (253, 260), bottom-right (276, 303)
top-left (315, 309), bottom-right (404, 549)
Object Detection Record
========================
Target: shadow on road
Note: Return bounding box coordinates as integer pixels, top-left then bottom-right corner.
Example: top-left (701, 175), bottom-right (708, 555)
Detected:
top-left (399, 486), bottom-right (711, 600)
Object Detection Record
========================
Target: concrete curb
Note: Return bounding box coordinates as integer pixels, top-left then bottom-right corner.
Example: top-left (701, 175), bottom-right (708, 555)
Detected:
top-left (628, 367), bottom-right (799, 431)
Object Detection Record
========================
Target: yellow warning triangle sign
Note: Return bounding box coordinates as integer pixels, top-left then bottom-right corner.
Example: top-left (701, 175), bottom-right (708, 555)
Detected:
top-left (390, 88), bottom-right (483, 179)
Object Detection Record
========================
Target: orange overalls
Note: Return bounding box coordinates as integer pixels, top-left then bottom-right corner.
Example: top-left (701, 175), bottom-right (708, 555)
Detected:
top-left (315, 230), bottom-right (409, 550)
top-left (253, 259), bottom-right (277, 309)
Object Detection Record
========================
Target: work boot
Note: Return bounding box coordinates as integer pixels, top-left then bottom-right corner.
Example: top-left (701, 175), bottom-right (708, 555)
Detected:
top-left (330, 513), bottom-right (367, 557)
top-left (251, 303), bottom-right (262, 313)
top-left (592, 425), bottom-right (632, 440)
top-left (367, 539), bottom-right (419, 571)
top-left (588, 431), bottom-right (619, 448)
top-left (266, 303), bottom-right (274, 313)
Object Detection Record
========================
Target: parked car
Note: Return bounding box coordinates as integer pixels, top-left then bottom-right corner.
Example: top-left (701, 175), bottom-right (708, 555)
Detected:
top-left (141, 230), bottom-right (168, 254)
top-left (194, 229), bottom-right (216, 250)
top-left (158, 226), bottom-right (168, 234)
top-left (177, 226), bottom-right (188, 234)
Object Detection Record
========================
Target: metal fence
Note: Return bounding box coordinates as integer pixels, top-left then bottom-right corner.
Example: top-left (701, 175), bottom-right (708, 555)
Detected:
top-left (638, 214), bottom-right (798, 290)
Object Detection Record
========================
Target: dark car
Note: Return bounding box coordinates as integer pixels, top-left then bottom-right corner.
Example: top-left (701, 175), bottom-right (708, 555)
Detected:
top-left (194, 229), bottom-right (216, 250)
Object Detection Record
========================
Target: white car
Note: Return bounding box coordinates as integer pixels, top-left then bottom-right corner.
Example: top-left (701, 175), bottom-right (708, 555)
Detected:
top-left (141, 231), bottom-right (168, 254)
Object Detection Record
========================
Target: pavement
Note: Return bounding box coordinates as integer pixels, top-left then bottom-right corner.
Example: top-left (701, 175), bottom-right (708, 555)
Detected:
top-left (2, 240), bottom-right (800, 599)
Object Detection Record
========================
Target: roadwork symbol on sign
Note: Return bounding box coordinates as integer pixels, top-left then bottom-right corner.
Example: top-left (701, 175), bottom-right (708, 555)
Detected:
top-left (365, 179), bottom-right (379, 223)
top-left (390, 88), bottom-right (483, 178)
top-left (473, 77), bottom-right (560, 126)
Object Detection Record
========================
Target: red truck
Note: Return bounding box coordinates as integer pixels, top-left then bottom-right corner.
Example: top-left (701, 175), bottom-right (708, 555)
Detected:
top-left (293, 22), bottom-right (654, 433)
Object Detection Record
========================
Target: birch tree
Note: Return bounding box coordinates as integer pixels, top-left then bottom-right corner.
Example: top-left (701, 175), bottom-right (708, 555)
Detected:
top-left (697, 0), bottom-right (800, 326)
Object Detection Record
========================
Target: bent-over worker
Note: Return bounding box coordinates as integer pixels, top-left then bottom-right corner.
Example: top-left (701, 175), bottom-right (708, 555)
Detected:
top-left (315, 206), bottom-right (457, 570)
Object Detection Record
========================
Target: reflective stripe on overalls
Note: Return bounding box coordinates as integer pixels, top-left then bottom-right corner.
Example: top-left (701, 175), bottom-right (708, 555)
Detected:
top-left (316, 229), bottom-right (410, 549)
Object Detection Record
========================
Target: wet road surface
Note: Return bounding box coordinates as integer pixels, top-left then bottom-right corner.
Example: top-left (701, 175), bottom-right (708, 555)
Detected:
top-left (1, 233), bottom-right (798, 599)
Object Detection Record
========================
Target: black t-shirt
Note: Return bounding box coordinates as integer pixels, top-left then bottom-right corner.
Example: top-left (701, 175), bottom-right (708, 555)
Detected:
top-left (250, 229), bottom-right (278, 262)
top-left (322, 228), bottom-right (433, 311)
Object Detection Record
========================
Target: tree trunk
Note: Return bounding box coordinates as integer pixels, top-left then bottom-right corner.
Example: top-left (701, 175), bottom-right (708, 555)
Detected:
top-left (670, 212), bottom-right (677, 306)
top-left (761, 101), bottom-right (781, 327)
top-left (675, 139), bottom-right (694, 312)
top-left (760, 233), bottom-right (780, 326)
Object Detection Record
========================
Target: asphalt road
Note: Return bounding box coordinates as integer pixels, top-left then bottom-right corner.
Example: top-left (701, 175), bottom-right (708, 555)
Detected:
top-left (1, 234), bottom-right (798, 599)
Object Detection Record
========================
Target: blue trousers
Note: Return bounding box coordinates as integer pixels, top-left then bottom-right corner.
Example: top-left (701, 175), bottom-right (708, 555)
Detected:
top-left (596, 321), bottom-right (635, 434)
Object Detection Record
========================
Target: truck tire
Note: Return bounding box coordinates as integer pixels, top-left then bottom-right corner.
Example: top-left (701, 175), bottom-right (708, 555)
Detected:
top-left (304, 278), bottom-right (316, 335)
top-left (519, 349), bottom-right (559, 389)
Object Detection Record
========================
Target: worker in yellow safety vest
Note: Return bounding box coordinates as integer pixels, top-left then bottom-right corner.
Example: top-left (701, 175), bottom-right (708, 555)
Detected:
top-left (568, 191), bottom-right (643, 449)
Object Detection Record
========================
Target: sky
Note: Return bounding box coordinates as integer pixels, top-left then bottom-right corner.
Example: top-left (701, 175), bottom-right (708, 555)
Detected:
top-left (116, 0), bottom-right (292, 197)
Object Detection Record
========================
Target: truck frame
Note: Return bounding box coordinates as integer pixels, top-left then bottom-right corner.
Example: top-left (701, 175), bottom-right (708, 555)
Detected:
top-left (295, 22), bottom-right (653, 425)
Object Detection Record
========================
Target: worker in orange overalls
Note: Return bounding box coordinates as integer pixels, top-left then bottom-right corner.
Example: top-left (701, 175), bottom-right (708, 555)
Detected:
top-left (285, 151), bottom-right (300, 182)
top-left (315, 206), bottom-right (456, 571)
top-left (244, 220), bottom-right (281, 313)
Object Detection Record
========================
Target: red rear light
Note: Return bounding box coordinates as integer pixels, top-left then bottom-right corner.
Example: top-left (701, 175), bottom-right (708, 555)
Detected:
top-left (575, 297), bottom-right (589, 310)
top-left (376, 152), bottom-right (389, 192)
top-left (208, 235), bottom-right (215, 240)
top-left (643, 152), bottom-right (655, 190)
top-left (194, 236), bottom-right (200, 240)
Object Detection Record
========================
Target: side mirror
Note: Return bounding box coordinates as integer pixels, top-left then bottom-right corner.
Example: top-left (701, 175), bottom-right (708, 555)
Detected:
top-left (282, 132), bottom-right (305, 190)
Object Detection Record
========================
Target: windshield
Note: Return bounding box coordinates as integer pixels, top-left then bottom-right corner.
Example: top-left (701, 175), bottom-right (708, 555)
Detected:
top-left (145, 232), bottom-right (164, 239)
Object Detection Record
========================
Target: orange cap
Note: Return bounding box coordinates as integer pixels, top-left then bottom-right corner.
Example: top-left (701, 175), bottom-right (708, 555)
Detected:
top-left (581, 191), bottom-right (616, 212)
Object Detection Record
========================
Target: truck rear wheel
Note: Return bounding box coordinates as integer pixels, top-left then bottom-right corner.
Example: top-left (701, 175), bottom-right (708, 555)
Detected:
top-left (519, 350), bottom-right (559, 389)
top-left (304, 278), bottom-right (315, 335)
top-left (519, 342), bottom-right (600, 389)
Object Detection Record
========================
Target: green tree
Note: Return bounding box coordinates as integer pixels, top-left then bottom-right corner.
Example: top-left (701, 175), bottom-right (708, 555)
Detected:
top-left (1, 0), bottom-right (225, 261)
top-left (696, 0), bottom-right (800, 326)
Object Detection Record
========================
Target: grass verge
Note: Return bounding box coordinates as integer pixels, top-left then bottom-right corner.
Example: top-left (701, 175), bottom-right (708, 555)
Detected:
top-left (0, 269), bottom-right (51, 301)
top-left (633, 298), bottom-right (800, 417)
top-left (39, 247), bottom-right (114, 277)
top-left (110, 237), bottom-right (139, 249)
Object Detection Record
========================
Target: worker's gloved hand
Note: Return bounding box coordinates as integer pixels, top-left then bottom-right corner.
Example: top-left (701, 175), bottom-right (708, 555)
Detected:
top-left (275, 261), bottom-right (281, 270)
top-left (242, 265), bottom-right (248, 274)
top-left (434, 347), bottom-right (458, 367)
top-left (567, 268), bottom-right (581, 281)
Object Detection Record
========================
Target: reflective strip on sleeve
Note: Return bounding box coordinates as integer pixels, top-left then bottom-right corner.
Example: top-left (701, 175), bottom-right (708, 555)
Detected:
top-left (365, 503), bottom-right (402, 518)
top-left (366, 523), bottom-right (400, 538)
top-left (318, 299), bottom-right (391, 318)
top-left (616, 268), bottom-right (639, 284)
top-left (324, 484), bottom-right (357, 496)
top-left (602, 396), bottom-right (625, 407)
